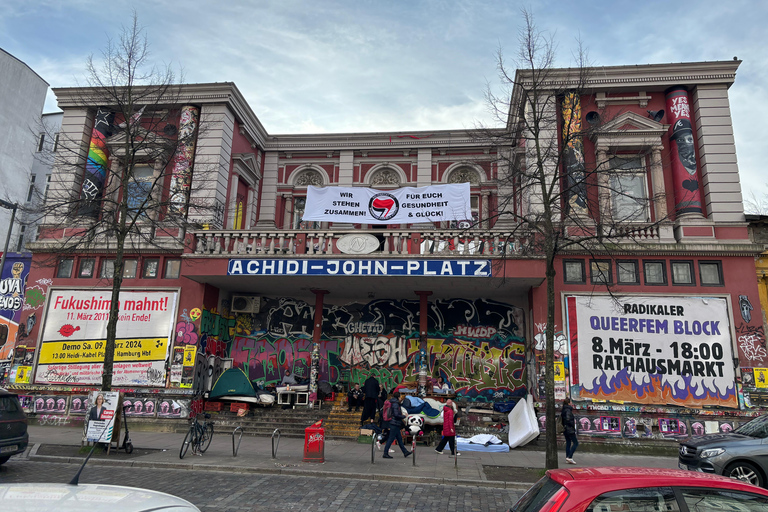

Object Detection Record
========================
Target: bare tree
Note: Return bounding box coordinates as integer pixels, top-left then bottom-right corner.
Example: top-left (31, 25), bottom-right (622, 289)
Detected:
top-left (475, 10), bottom-right (672, 469)
top-left (29, 13), bottom-right (215, 391)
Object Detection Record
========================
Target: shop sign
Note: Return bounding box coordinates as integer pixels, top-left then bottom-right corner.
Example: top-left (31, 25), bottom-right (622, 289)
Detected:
top-left (228, 259), bottom-right (492, 277)
top-left (35, 289), bottom-right (177, 387)
top-left (567, 295), bottom-right (736, 408)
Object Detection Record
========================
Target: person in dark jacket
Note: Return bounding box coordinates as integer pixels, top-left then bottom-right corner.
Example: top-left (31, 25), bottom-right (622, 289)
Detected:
top-left (347, 383), bottom-right (364, 412)
top-left (561, 397), bottom-right (578, 464)
top-left (361, 375), bottom-right (380, 424)
top-left (382, 391), bottom-right (412, 459)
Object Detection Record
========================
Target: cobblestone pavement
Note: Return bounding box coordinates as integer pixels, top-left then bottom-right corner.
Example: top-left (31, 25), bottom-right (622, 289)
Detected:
top-left (0, 459), bottom-right (523, 512)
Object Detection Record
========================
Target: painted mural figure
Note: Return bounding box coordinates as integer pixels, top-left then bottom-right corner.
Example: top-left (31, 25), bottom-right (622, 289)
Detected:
top-left (671, 119), bottom-right (698, 191)
top-left (739, 295), bottom-right (754, 323)
top-left (562, 92), bottom-right (588, 216)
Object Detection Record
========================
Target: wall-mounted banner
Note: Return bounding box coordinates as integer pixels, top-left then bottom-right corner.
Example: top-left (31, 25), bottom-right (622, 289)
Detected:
top-left (84, 390), bottom-right (119, 443)
top-left (0, 254), bottom-right (31, 361)
top-left (567, 295), bottom-right (736, 408)
top-left (302, 184), bottom-right (472, 224)
top-left (34, 289), bottom-right (178, 387)
top-left (228, 259), bottom-right (492, 277)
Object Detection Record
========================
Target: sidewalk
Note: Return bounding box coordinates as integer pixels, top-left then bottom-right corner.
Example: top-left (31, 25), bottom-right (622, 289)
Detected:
top-left (20, 425), bottom-right (679, 490)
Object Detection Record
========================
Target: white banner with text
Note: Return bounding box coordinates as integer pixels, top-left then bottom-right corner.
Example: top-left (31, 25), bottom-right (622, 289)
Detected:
top-left (302, 184), bottom-right (472, 224)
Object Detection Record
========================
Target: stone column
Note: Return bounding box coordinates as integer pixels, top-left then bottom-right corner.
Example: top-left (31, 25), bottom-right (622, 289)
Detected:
top-left (481, 191), bottom-right (490, 228)
top-left (650, 146), bottom-right (667, 221)
top-left (596, 148), bottom-right (611, 226)
top-left (282, 193), bottom-right (293, 230)
top-left (227, 173), bottom-right (239, 229)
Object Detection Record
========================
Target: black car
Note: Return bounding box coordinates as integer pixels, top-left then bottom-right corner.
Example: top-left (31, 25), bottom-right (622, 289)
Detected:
top-left (0, 388), bottom-right (28, 464)
top-left (679, 414), bottom-right (768, 487)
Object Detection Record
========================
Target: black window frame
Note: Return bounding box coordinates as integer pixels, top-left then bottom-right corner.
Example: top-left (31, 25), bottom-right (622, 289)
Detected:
top-left (643, 260), bottom-right (667, 286)
top-left (699, 260), bottom-right (724, 286)
top-left (122, 259), bottom-right (138, 279)
top-left (616, 259), bottom-right (640, 285)
top-left (563, 259), bottom-right (586, 284)
top-left (671, 260), bottom-right (695, 286)
top-left (142, 258), bottom-right (160, 279)
top-left (56, 258), bottom-right (74, 278)
top-left (78, 258), bottom-right (96, 278)
top-left (590, 259), bottom-right (613, 285)
top-left (164, 259), bottom-right (181, 279)
top-left (100, 259), bottom-right (115, 279)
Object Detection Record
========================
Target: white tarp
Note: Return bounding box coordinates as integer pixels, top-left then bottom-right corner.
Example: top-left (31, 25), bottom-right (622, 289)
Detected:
top-left (507, 395), bottom-right (540, 448)
top-left (302, 184), bottom-right (472, 224)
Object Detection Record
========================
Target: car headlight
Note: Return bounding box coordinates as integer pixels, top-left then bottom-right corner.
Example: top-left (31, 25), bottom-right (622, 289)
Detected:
top-left (700, 448), bottom-right (725, 458)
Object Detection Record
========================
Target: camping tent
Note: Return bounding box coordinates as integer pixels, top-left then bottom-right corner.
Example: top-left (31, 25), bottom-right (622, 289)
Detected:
top-left (209, 367), bottom-right (273, 404)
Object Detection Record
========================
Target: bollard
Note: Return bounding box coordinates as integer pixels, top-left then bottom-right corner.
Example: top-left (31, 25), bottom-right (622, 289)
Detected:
top-left (371, 434), bottom-right (376, 464)
top-left (412, 436), bottom-right (416, 466)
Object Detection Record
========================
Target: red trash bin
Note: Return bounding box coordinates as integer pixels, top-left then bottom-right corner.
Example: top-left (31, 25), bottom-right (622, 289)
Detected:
top-left (303, 419), bottom-right (325, 463)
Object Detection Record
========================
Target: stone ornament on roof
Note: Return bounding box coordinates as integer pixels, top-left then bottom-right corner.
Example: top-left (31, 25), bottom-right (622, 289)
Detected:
top-left (370, 168), bottom-right (400, 186)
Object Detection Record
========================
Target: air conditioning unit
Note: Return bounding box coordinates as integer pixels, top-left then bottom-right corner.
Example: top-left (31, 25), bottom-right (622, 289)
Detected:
top-left (231, 295), bottom-right (261, 314)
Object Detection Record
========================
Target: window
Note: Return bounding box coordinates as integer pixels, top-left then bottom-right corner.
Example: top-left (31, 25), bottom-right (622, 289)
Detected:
top-left (164, 259), bottom-right (181, 279)
top-left (142, 258), bottom-right (159, 278)
top-left (699, 261), bottom-right (723, 286)
top-left (564, 260), bottom-right (586, 284)
top-left (100, 259), bottom-right (115, 278)
top-left (52, 133), bottom-right (60, 152)
top-left (609, 157), bottom-right (649, 222)
top-left (36, 133), bottom-right (45, 152)
top-left (587, 487), bottom-right (679, 512)
top-left (26, 175), bottom-right (36, 202)
top-left (450, 196), bottom-right (480, 228)
top-left (78, 258), bottom-right (95, 278)
top-left (681, 489), bottom-right (768, 512)
top-left (56, 258), bottom-right (74, 278)
top-left (617, 260), bottom-right (639, 284)
top-left (123, 259), bottom-right (138, 279)
top-left (293, 197), bottom-right (320, 229)
top-left (43, 175), bottom-right (51, 200)
top-left (643, 261), bottom-right (667, 285)
top-left (671, 261), bottom-right (694, 285)
top-left (591, 260), bottom-right (612, 284)
top-left (15, 225), bottom-right (25, 253)
top-left (127, 166), bottom-right (154, 219)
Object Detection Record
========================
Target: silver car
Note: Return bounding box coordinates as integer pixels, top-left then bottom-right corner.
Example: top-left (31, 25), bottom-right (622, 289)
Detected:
top-left (0, 483), bottom-right (200, 512)
top-left (678, 414), bottom-right (768, 487)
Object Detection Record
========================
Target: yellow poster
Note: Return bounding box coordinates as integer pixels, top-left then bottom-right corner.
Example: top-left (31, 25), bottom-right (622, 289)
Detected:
top-left (183, 345), bottom-right (197, 367)
top-left (38, 338), bottom-right (169, 364)
top-left (755, 368), bottom-right (768, 389)
top-left (554, 361), bottom-right (565, 382)
top-left (15, 366), bottom-right (31, 384)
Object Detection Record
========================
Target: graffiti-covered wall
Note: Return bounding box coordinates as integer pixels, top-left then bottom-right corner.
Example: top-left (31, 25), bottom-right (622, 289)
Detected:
top-left (199, 297), bottom-right (527, 402)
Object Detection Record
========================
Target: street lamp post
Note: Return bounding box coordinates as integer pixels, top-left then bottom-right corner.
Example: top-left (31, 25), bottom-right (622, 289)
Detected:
top-left (0, 199), bottom-right (19, 279)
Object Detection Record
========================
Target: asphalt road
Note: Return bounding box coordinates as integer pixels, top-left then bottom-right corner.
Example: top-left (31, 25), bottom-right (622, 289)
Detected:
top-left (0, 459), bottom-right (523, 512)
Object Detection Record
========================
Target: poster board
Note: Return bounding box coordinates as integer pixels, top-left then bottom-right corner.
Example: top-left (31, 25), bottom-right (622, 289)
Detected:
top-left (83, 391), bottom-right (120, 444)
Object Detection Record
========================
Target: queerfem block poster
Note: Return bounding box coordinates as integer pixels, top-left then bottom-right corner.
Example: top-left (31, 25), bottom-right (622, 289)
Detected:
top-left (567, 295), bottom-right (736, 408)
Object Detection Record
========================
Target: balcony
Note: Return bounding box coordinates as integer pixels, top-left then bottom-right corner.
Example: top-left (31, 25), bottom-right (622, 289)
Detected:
top-left (189, 228), bottom-right (529, 258)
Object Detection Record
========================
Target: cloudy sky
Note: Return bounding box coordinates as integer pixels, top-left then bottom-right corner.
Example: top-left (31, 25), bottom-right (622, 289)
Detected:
top-left (2, 0), bottom-right (766, 199)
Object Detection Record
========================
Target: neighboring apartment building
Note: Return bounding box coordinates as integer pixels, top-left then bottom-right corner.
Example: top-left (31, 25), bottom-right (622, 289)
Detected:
top-left (6, 60), bottom-right (763, 440)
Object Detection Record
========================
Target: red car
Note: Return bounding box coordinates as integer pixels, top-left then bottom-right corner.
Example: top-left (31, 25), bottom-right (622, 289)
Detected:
top-left (509, 467), bottom-right (768, 512)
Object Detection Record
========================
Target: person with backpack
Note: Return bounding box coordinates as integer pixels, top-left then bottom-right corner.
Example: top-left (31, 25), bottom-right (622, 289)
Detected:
top-left (434, 399), bottom-right (459, 457)
top-left (382, 391), bottom-right (412, 459)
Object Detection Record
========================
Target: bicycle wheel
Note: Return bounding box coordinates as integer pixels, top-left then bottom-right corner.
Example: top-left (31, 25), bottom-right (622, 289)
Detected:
top-left (199, 423), bottom-right (214, 453)
top-left (180, 426), bottom-right (194, 459)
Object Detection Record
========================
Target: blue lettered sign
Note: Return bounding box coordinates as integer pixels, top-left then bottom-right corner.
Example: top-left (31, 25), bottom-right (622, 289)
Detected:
top-left (227, 259), bottom-right (492, 277)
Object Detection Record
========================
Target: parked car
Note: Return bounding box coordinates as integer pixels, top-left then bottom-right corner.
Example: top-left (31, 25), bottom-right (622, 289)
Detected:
top-left (678, 414), bottom-right (768, 487)
top-left (0, 483), bottom-right (200, 511)
top-left (0, 388), bottom-right (28, 465)
top-left (508, 467), bottom-right (768, 512)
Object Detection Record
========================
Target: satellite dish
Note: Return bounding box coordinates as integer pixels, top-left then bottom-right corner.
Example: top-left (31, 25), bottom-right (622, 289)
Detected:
top-left (647, 110), bottom-right (665, 122)
top-left (585, 111), bottom-right (600, 125)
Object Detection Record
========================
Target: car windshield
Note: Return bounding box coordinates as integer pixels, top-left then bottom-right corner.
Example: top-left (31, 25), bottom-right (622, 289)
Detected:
top-left (735, 416), bottom-right (768, 438)
top-left (510, 476), bottom-right (563, 512)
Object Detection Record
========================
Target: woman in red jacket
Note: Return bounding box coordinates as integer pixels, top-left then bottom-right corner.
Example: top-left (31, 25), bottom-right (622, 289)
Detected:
top-left (434, 399), bottom-right (459, 457)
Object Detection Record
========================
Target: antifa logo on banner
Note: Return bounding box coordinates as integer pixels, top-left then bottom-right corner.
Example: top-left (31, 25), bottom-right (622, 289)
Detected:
top-left (369, 193), bottom-right (398, 222)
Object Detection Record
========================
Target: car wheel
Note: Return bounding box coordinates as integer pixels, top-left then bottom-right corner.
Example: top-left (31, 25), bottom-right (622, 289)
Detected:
top-left (0, 456), bottom-right (10, 465)
top-left (725, 461), bottom-right (765, 487)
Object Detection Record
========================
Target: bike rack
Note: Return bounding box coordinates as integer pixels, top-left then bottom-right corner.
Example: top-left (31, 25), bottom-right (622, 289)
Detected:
top-left (371, 434), bottom-right (376, 464)
top-left (231, 426), bottom-right (243, 457)
top-left (271, 428), bottom-right (281, 459)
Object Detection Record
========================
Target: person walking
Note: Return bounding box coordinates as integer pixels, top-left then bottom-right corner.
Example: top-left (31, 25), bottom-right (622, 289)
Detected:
top-left (382, 391), bottom-right (412, 459)
top-left (434, 399), bottom-right (459, 457)
top-left (561, 397), bottom-right (578, 464)
top-left (361, 374), bottom-right (380, 424)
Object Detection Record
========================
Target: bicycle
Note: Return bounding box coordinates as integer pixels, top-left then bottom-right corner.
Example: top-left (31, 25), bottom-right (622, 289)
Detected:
top-left (179, 413), bottom-right (214, 459)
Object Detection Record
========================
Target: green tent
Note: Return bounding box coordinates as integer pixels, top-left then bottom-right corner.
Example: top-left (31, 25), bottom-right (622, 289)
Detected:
top-left (209, 367), bottom-right (258, 400)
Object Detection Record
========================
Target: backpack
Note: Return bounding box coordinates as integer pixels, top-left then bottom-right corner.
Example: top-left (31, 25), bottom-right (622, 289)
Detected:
top-left (382, 400), bottom-right (393, 422)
